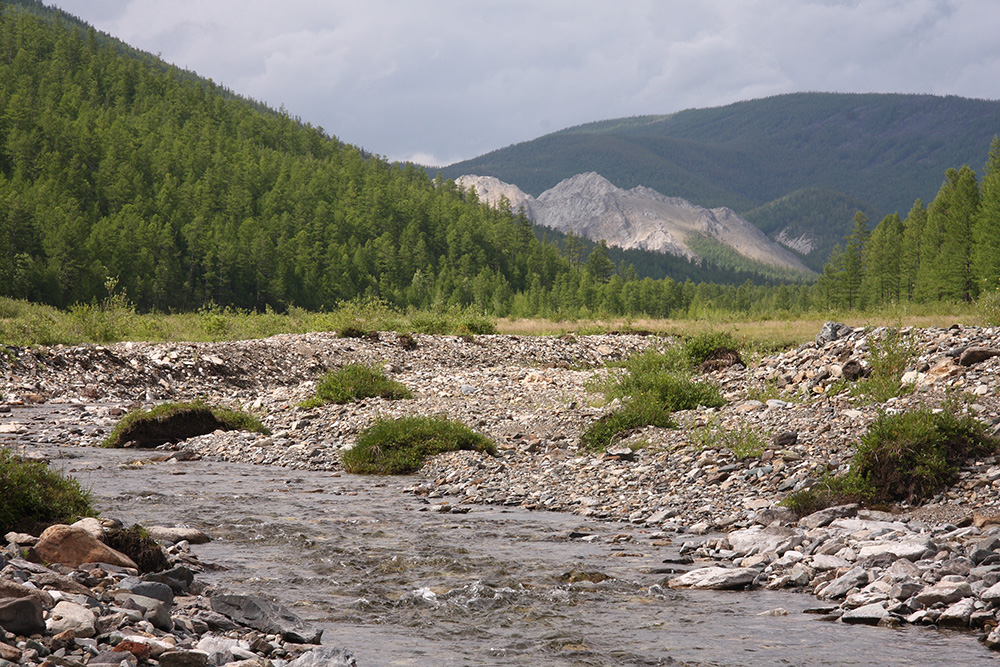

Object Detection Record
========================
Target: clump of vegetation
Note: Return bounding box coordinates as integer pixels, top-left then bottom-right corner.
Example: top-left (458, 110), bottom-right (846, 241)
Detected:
top-left (579, 400), bottom-right (674, 451)
top-left (104, 525), bottom-right (170, 573)
top-left (101, 401), bottom-right (269, 448)
top-left (343, 416), bottom-right (496, 474)
top-left (601, 346), bottom-right (726, 412)
top-left (693, 420), bottom-right (769, 459)
top-left (0, 449), bottom-right (96, 534)
top-left (782, 402), bottom-right (997, 514)
top-left (682, 330), bottom-right (743, 367)
top-left (300, 364), bottom-right (412, 408)
top-left (847, 327), bottom-right (916, 403)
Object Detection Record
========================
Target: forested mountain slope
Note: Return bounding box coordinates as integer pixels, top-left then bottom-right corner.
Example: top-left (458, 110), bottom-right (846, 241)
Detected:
top-left (0, 2), bottom-right (570, 312)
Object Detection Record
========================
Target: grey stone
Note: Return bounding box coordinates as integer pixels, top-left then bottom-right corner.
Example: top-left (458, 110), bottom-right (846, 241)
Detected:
top-left (210, 594), bottom-right (322, 644)
top-left (117, 593), bottom-right (173, 631)
top-left (89, 650), bottom-right (138, 667)
top-left (726, 526), bottom-right (800, 556)
top-left (817, 322), bottom-right (853, 345)
top-left (0, 596), bottom-right (45, 635)
top-left (958, 347), bottom-right (1000, 367)
top-left (912, 579), bottom-right (973, 608)
top-left (979, 579), bottom-right (1000, 603)
top-left (937, 597), bottom-right (976, 628)
top-left (819, 566), bottom-right (868, 600)
top-left (147, 526), bottom-right (211, 545)
top-left (856, 539), bottom-right (933, 562)
top-left (841, 602), bottom-right (889, 625)
top-left (666, 566), bottom-right (758, 590)
top-left (286, 647), bottom-right (358, 667)
top-left (144, 566), bottom-right (196, 595)
top-left (798, 504), bottom-right (857, 529)
top-left (46, 600), bottom-right (97, 638)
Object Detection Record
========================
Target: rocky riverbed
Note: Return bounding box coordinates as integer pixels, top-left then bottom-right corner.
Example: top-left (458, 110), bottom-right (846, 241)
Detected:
top-left (4, 324), bottom-right (1000, 661)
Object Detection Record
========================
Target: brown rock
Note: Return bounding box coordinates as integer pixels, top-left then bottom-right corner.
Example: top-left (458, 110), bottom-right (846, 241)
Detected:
top-left (0, 641), bottom-right (22, 662)
top-left (114, 640), bottom-right (152, 660)
top-left (958, 347), bottom-right (1000, 367)
top-left (32, 524), bottom-right (138, 570)
top-left (0, 579), bottom-right (55, 608)
top-left (159, 650), bottom-right (210, 667)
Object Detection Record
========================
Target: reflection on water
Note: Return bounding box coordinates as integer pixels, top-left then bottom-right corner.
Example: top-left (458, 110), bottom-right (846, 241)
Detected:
top-left (61, 447), bottom-right (995, 667)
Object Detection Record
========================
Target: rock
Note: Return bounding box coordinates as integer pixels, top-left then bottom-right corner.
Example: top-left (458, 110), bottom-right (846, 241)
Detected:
top-left (0, 642), bottom-right (22, 662)
top-left (817, 322), bottom-right (853, 345)
top-left (195, 636), bottom-right (249, 665)
top-left (937, 597), bottom-right (976, 628)
top-left (147, 526), bottom-right (211, 545)
top-left (145, 565), bottom-right (196, 595)
top-left (818, 567), bottom-right (868, 600)
top-left (286, 647), bottom-right (358, 667)
top-left (159, 651), bottom-right (210, 667)
top-left (210, 594), bottom-right (323, 644)
top-left (90, 650), bottom-right (138, 667)
top-left (0, 596), bottom-right (45, 635)
top-left (911, 579), bottom-right (973, 608)
top-left (71, 517), bottom-right (107, 540)
top-left (856, 540), bottom-right (933, 562)
top-left (980, 580), bottom-right (1000, 603)
top-left (798, 504), bottom-right (858, 529)
top-left (840, 602), bottom-right (889, 625)
top-left (726, 526), bottom-right (799, 555)
top-left (811, 554), bottom-right (852, 571)
top-left (47, 600), bottom-right (97, 638)
top-left (32, 524), bottom-right (138, 570)
top-left (666, 566), bottom-right (758, 590)
top-left (958, 347), bottom-right (1000, 366)
top-left (117, 578), bottom-right (175, 605)
top-left (117, 592), bottom-right (173, 631)
top-left (0, 578), bottom-right (55, 608)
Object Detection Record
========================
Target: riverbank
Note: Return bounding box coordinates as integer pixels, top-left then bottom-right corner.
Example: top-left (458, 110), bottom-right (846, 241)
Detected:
top-left (4, 325), bottom-right (1000, 655)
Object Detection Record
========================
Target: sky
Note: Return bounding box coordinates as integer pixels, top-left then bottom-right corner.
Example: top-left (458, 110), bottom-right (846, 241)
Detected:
top-left (48, 0), bottom-right (1000, 167)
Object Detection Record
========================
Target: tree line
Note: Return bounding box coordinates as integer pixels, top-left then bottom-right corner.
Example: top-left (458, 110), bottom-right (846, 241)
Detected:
top-left (819, 136), bottom-right (1000, 309)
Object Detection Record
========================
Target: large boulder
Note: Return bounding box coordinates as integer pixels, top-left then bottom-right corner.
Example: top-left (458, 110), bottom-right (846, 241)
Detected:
top-left (32, 524), bottom-right (138, 570)
top-left (287, 647), bottom-right (357, 667)
top-left (817, 322), bottom-right (853, 345)
top-left (210, 594), bottom-right (322, 644)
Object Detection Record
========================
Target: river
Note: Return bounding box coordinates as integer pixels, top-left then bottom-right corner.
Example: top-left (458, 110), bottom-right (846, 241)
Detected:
top-left (47, 436), bottom-right (994, 667)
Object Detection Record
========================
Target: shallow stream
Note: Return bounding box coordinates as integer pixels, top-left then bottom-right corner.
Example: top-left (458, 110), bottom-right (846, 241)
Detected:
top-left (6, 405), bottom-right (995, 666)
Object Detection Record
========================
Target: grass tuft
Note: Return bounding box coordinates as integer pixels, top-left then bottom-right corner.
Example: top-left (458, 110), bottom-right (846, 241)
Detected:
top-left (0, 449), bottom-right (96, 534)
top-left (104, 524), bottom-right (170, 573)
top-left (301, 364), bottom-right (412, 408)
top-left (101, 401), bottom-right (268, 448)
top-left (343, 416), bottom-right (496, 474)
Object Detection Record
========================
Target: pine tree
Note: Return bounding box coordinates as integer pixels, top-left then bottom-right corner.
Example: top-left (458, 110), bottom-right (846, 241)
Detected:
top-left (862, 213), bottom-right (903, 304)
top-left (899, 199), bottom-right (926, 301)
top-left (841, 212), bottom-right (869, 309)
top-left (937, 165), bottom-right (980, 302)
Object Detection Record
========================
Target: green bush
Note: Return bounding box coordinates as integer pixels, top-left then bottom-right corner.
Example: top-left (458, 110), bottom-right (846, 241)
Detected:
top-left (343, 416), bottom-right (496, 474)
top-left (104, 525), bottom-right (170, 573)
top-left (852, 405), bottom-right (996, 503)
top-left (782, 403), bottom-right (997, 513)
top-left (693, 420), bottom-right (768, 458)
top-left (301, 364), bottom-right (412, 407)
top-left (580, 399), bottom-right (674, 451)
top-left (682, 331), bottom-right (742, 366)
top-left (102, 401), bottom-right (269, 448)
top-left (0, 449), bottom-right (96, 534)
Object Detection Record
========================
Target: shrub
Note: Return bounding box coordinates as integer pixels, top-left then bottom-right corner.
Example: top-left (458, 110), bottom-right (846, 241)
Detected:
top-left (0, 449), bottom-right (96, 534)
top-left (782, 402), bottom-right (997, 513)
top-left (693, 420), bottom-right (768, 458)
top-left (102, 401), bottom-right (269, 448)
top-left (580, 399), bottom-right (674, 451)
top-left (301, 364), bottom-right (412, 407)
top-left (343, 416), bottom-right (496, 474)
top-left (852, 405), bottom-right (996, 503)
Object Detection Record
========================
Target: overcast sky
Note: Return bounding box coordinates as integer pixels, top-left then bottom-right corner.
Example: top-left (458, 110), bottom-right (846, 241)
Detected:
top-left (48, 0), bottom-right (1000, 167)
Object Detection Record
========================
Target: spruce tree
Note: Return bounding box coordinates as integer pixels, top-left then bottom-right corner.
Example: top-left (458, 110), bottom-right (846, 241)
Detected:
top-left (899, 199), bottom-right (926, 300)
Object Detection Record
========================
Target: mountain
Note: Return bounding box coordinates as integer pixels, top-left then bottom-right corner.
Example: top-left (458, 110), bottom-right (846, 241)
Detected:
top-left (458, 173), bottom-right (811, 276)
top-left (440, 93), bottom-right (1000, 265)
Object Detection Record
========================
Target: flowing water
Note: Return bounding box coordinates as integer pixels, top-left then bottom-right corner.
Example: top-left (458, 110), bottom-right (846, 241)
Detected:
top-left (10, 405), bottom-right (997, 666)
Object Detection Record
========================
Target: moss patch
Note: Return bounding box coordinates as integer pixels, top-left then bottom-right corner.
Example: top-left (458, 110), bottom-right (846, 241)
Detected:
top-left (101, 401), bottom-right (269, 449)
top-left (343, 416), bottom-right (496, 475)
